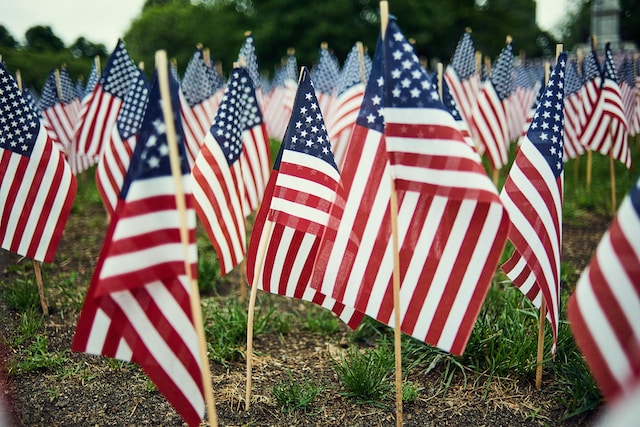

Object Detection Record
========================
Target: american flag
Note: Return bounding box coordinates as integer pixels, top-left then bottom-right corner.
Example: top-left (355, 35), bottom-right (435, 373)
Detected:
top-left (0, 63), bottom-right (77, 263)
top-left (236, 35), bottom-right (272, 214)
top-left (238, 74), bottom-right (271, 214)
top-left (72, 63), bottom-right (205, 427)
top-left (563, 59), bottom-right (586, 160)
top-left (444, 30), bottom-right (480, 136)
top-left (471, 40), bottom-right (514, 170)
top-left (313, 21), bottom-right (509, 356)
top-left (191, 68), bottom-right (252, 276)
top-left (580, 43), bottom-right (631, 169)
top-left (180, 47), bottom-right (219, 168)
top-left (95, 69), bottom-right (150, 217)
top-left (38, 68), bottom-right (81, 156)
top-left (83, 59), bottom-right (100, 99)
top-left (246, 67), bottom-right (363, 328)
top-left (619, 56), bottom-right (638, 137)
top-left (568, 174), bottom-right (640, 401)
top-left (515, 63), bottom-right (542, 139)
top-left (500, 53), bottom-right (567, 355)
top-left (326, 42), bottom-right (371, 169)
top-left (73, 39), bottom-right (139, 162)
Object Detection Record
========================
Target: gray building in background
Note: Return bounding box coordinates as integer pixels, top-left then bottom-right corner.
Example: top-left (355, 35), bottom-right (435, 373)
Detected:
top-left (590, 0), bottom-right (636, 51)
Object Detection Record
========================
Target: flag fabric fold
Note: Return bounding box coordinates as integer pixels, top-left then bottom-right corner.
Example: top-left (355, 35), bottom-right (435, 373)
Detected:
top-left (72, 63), bottom-right (205, 427)
top-left (312, 20), bottom-right (509, 356)
top-left (246, 67), bottom-right (363, 328)
top-left (0, 62), bottom-right (77, 263)
top-left (500, 54), bottom-right (567, 355)
top-left (471, 41), bottom-right (514, 170)
top-left (191, 68), bottom-right (254, 275)
top-left (568, 175), bottom-right (640, 402)
top-left (73, 39), bottom-right (139, 167)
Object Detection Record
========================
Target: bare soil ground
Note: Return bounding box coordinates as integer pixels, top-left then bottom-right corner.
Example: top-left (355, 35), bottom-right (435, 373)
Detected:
top-left (0, 199), bottom-right (609, 426)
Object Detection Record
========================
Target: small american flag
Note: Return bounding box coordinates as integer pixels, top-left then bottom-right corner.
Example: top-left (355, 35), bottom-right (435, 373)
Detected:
top-left (471, 40), bottom-right (514, 169)
top-left (579, 43), bottom-right (631, 169)
top-left (444, 30), bottom-right (480, 132)
top-left (563, 59), bottom-right (586, 161)
top-left (246, 67), bottom-right (363, 328)
top-left (180, 47), bottom-right (218, 167)
top-left (73, 39), bottom-right (139, 161)
top-left (191, 68), bottom-right (252, 275)
top-left (568, 174), bottom-right (640, 401)
top-left (72, 63), bottom-right (205, 427)
top-left (500, 53), bottom-right (567, 355)
top-left (0, 62), bottom-right (77, 263)
top-left (95, 68), bottom-right (150, 217)
top-left (38, 68), bottom-right (81, 156)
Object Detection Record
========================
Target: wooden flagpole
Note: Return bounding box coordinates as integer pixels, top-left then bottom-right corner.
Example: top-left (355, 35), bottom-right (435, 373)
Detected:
top-left (245, 220), bottom-right (273, 411)
top-left (356, 41), bottom-right (366, 85)
top-left (15, 70), bottom-right (50, 316)
top-left (535, 44), bottom-right (562, 390)
top-left (609, 130), bottom-right (617, 214)
top-left (155, 49), bottom-right (218, 427)
top-left (379, 2), bottom-right (403, 426)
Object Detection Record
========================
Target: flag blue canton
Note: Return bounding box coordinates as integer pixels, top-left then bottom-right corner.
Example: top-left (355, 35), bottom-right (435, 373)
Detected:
top-left (582, 49), bottom-right (601, 82)
top-left (451, 31), bottom-right (476, 80)
top-left (182, 49), bottom-right (213, 107)
top-left (84, 62), bottom-right (100, 97)
top-left (527, 53), bottom-right (566, 179)
top-left (564, 60), bottom-right (582, 97)
top-left (0, 64), bottom-right (40, 157)
top-left (116, 69), bottom-right (150, 139)
top-left (210, 68), bottom-right (252, 166)
top-left (239, 75), bottom-right (263, 128)
top-left (337, 43), bottom-right (371, 95)
top-left (603, 43), bottom-right (619, 83)
top-left (121, 64), bottom-right (187, 196)
top-left (58, 69), bottom-right (76, 103)
top-left (490, 42), bottom-right (514, 101)
top-left (101, 40), bottom-right (138, 98)
top-left (311, 47), bottom-right (340, 94)
top-left (383, 20), bottom-right (443, 111)
top-left (37, 72), bottom-right (59, 111)
top-left (238, 34), bottom-right (261, 91)
top-left (282, 67), bottom-right (337, 171)
top-left (619, 56), bottom-right (635, 88)
top-left (355, 36), bottom-right (384, 133)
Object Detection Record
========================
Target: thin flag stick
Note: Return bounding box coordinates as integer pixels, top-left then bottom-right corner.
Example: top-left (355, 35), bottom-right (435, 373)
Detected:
top-left (610, 134), bottom-right (617, 214)
top-left (356, 41), bottom-right (366, 85)
top-left (15, 70), bottom-right (50, 316)
top-left (245, 219), bottom-right (273, 411)
top-left (380, 2), bottom-right (403, 426)
top-left (536, 299), bottom-right (547, 389)
top-left (156, 49), bottom-right (218, 427)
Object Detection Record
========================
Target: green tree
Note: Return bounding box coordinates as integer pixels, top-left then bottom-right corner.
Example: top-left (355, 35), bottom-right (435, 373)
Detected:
top-left (69, 37), bottom-right (108, 59)
top-left (0, 25), bottom-right (18, 49)
top-left (25, 25), bottom-right (65, 52)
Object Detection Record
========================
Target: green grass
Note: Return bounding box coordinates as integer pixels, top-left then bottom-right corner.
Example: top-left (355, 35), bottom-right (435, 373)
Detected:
top-left (272, 371), bottom-right (323, 414)
top-left (331, 345), bottom-right (395, 407)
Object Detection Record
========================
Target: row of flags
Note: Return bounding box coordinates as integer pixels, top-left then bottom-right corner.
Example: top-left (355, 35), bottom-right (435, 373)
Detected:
top-left (1, 10), bottom-right (639, 426)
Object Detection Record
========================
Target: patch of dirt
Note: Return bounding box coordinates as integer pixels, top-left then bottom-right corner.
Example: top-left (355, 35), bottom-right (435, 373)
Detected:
top-left (0, 200), bottom-right (608, 426)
